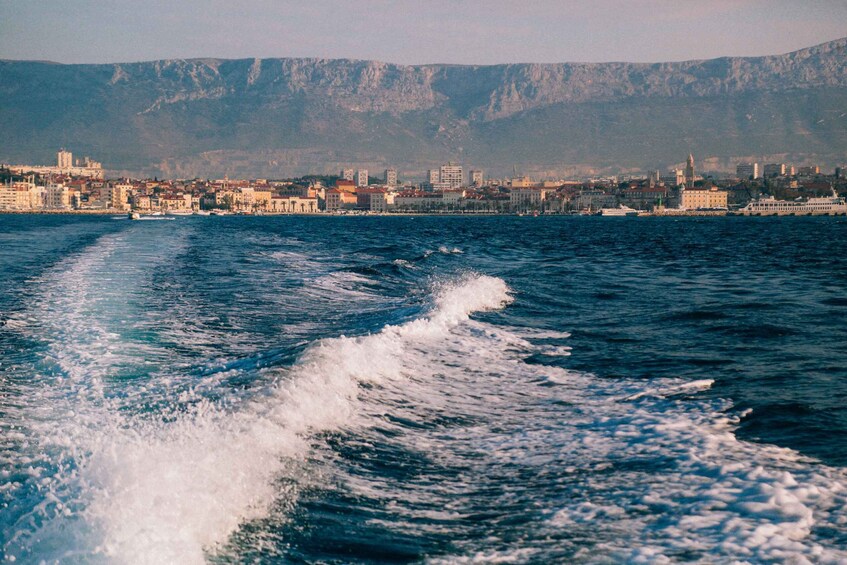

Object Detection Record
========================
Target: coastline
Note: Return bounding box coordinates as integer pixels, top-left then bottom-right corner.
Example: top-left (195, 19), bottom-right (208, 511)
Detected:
top-left (4, 209), bottom-right (847, 218)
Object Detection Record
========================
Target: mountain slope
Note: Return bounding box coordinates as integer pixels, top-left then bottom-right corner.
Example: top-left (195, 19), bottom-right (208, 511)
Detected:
top-left (1, 38), bottom-right (846, 177)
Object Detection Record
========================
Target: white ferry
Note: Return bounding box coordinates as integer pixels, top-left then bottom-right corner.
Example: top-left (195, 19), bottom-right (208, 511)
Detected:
top-left (740, 189), bottom-right (847, 216)
top-left (598, 205), bottom-right (639, 216)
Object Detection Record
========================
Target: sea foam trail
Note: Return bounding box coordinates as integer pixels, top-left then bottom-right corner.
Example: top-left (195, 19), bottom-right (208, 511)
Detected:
top-left (12, 273), bottom-right (511, 563)
top-left (329, 319), bottom-right (847, 565)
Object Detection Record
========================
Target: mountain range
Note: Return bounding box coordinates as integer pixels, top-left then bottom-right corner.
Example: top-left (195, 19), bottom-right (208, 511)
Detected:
top-left (1, 37), bottom-right (846, 179)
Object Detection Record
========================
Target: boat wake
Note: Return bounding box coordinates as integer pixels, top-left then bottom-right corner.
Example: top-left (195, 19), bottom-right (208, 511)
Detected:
top-left (5, 227), bottom-right (847, 564)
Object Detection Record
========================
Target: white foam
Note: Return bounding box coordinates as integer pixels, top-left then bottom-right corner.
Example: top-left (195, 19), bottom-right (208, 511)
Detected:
top-left (11, 235), bottom-right (847, 564)
top-left (10, 272), bottom-right (513, 563)
top-left (392, 258), bottom-right (417, 269)
top-left (508, 327), bottom-right (572, 340)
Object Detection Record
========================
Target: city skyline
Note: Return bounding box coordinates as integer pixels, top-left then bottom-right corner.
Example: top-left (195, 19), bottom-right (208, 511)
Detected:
top-left (1, 1), bottom-right (846, 65)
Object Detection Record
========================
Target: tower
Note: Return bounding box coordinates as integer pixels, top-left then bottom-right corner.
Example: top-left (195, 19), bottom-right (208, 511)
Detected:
top-left (685, 153), bottom-right (695, 188)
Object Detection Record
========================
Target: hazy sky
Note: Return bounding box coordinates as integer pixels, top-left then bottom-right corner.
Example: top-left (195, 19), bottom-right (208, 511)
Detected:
top-left (1, 0), bottom-right (846, 65)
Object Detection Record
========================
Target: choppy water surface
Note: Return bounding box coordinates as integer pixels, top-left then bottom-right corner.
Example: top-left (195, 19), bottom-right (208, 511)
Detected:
top-left (2, 214), bottom-right (847, 563)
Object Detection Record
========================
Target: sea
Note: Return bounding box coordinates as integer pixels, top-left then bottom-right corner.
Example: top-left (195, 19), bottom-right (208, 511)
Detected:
top-left (1, 213), bottom-right (847, 564)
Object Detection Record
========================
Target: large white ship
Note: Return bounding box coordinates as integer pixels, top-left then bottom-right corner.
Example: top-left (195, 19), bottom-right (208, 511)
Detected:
top-left (740, 189), bottom-right (847, 216)
top-left (597, 205), bottom-right (639, 216)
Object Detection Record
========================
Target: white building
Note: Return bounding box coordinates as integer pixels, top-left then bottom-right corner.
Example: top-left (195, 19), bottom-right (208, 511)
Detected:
top-left (369, 191), bottom-right (395, 212)
top-left (442, 190), bottom-right (465, 207)
top-left (108, 183), bottom-right (131, 210)
top-left (0, 181), bottom-right (41, 210)
top-left (44, 184), bottom-right (72, 209)
top-left (57, 149), bottom-right (73, 169)
top-left (439, 163), bottom-right (464, 189)
top-left (384, 168), bottom-right (397, 187)
top-left (510, 188), bottom-right (547, 211)
top-left (470, 170), bottom-right (484, 186)
top-left (355, 169), bottom-right (368, 188)
top-left (427, 169), bottom-right (440, 184)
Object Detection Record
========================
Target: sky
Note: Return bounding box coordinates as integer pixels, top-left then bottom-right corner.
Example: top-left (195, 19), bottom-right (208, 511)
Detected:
top-left (1, 0), bottom-right (846, 65)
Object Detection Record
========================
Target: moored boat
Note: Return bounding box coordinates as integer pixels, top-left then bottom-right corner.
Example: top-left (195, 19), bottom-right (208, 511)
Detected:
top-left (740, 188), bottom-right (847, 216)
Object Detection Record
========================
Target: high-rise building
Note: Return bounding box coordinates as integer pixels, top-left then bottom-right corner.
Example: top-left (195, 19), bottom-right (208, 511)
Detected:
top-left (427, 169), bottom-right (440, 184)
top-left (439, 163), bottom-right (464, 189)
top-left (684, 153), bottom-right (695, 188)
top-left (57, 149), bottom-right (73, 169)
top-left (355, 169), bottom-right (368, 188)
top-left (763, 163), bottom-right (786, 178)
top-left (341, 168), bottom-right (354, 181)
top-left (470, 170), bottom-right (484, 187)
top-left (736, 162), bottom-right (759, 179)
top-left (384, 168), bottom-right (397, 187)
top-left (798, 165), bottom-right (820, 176)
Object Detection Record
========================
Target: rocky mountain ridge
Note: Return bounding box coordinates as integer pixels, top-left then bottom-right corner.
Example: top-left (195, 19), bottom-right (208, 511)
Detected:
top-left (1, 37), bottom-right (845, 177)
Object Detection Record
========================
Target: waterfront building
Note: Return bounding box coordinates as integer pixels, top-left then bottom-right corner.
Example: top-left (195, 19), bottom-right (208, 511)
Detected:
top-left (575, 189), bottom-right (617, 211)
top-left (442, 189), bottom-right (465, 208)
top-left (0, 181), bottom-right (41, 210)
top-left (470, 170), bottom-right (484, 187)
top-left (684, 153), bottom-right (695, 188)
top-left (325, 188), bottom-right (342, 212)
top-left (357, 188), bottom-right (395, 212)
top-left (369, 191), bottom-right (394, 212)
top-left (44, 184), bottom-right (72, 209)
top-left (736, 162), bottom-right (760, 179)
top-left (253, 189), bottom-right (273, 211)
top-left (108, 183), bottom-right (130, 210)
top-left (384, 168), bottom-right (397, 187)
top-left (324, 188), bottom-right (357, 212)
top-left (394, 191), bottom-right (444, 211)
top-left (159, 193), bottom-right (193, 211)
top-left (764, 163), bottom-right (787, 178)
top-left (510, 187), bottom-right (547, 212)
top-left (620, 186), bottom-right (669, 210)
top-left (132, 194), bottom-right (152, 211)
top-left (341, 168), bottom-right (354, 181)
top-left (680, 187), bottom-right (728, 210)
top-left (270, 196), bottom-right (319, 214)
top-left (439, 163), bottom-right (464, 189)
top-left (355, 169), bottom-right (368, 188)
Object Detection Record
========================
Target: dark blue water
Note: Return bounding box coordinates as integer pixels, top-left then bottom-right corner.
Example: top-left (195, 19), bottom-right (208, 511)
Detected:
top-left (2, 214), bottom-right (847, 563)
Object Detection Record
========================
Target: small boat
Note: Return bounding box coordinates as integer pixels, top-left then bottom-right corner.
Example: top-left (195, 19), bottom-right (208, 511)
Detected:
top-left (128, 211), bottom-right (140, 220)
